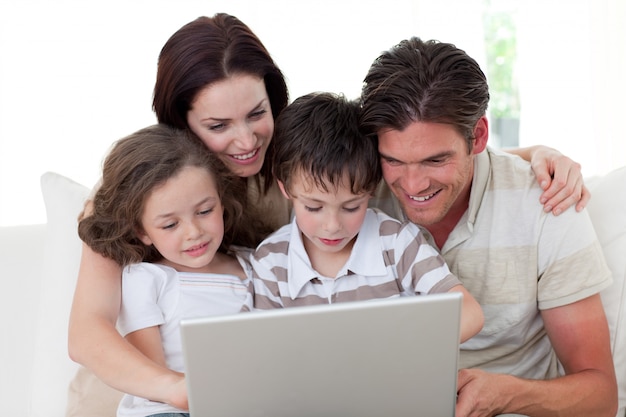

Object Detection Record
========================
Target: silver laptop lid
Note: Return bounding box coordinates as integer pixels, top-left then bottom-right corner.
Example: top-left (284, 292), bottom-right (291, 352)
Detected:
top-left (181, 292), bottom-right (462, 417)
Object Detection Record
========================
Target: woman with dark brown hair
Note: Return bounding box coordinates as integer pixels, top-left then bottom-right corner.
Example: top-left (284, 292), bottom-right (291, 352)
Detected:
top-left (69, 14), bottom-right (289, 410)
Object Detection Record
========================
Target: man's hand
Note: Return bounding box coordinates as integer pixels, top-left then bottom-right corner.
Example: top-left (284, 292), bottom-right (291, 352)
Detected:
top-left (456, 368), bottom-right (508, 417)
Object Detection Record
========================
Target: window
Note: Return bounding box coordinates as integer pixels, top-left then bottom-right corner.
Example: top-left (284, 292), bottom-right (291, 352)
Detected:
top-left (483, 0), bottom-right (520, 148)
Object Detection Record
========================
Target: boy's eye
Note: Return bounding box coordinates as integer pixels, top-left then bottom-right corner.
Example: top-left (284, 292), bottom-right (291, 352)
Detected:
top-left (198, 208), bottom-right (213, 215)
top-left (304, 206), bottom-right (321, 212)
top-left (162, 222), bottom-right (177, 230)
top-left (344, 206), bottom-right (361, 213)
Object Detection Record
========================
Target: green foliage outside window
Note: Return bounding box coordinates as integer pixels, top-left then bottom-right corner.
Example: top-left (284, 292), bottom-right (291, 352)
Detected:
top-left (483, 2), bottom-right (520, 119)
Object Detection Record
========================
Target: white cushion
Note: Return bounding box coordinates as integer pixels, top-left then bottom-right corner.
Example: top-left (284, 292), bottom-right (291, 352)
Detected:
top-left (587, 166), bottom-right (626, 416)
top-left (30, 172), bottom-right (90, 416)
top-left (33, 172), bottom-right (124, 417)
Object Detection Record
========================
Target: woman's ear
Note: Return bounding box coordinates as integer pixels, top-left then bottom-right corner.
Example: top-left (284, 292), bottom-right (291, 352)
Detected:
top-left (277, 180), bottom-right (291, 200)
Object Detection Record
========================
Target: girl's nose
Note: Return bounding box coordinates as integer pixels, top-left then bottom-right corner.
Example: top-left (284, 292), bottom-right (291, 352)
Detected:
top-left (185, 220), bottom-right (202, 239)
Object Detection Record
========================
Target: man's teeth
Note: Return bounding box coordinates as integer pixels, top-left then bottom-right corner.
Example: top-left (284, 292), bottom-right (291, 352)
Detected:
top-left (232, 150), bottom-right (257, 160)
top-left (409, 193), bottom-right (435, 202)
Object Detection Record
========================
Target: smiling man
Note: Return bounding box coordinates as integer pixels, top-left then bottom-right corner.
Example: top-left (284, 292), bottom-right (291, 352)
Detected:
top-left (359, 37), bottom-right (617, 417)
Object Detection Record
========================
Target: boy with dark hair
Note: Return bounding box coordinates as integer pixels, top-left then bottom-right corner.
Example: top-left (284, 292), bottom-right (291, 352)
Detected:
top-left (251, 92), bottom-right (483, 343)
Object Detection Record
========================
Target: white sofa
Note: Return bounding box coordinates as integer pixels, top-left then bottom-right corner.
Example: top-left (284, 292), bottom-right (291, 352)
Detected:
top-left (2, 170), bottom-right (625, 417)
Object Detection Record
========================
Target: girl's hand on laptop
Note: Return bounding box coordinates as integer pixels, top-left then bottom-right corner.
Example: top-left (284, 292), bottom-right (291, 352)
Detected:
top-left (166, 372), bottom-right (188, 411)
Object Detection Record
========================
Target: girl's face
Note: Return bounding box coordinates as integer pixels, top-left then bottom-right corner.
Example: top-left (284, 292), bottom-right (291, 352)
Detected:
top-left (138, 165), bottom-right (225, 273)
top-left (186, 74), bottom-right (274, 178)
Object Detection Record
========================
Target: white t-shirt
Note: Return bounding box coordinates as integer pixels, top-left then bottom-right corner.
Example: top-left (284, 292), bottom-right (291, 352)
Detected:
top-left (116, 256), bottom-right (253, 417)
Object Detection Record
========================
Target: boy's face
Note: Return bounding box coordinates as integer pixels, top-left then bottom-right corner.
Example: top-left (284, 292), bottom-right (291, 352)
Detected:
top-left (278, 173), bottom-right (370, 263)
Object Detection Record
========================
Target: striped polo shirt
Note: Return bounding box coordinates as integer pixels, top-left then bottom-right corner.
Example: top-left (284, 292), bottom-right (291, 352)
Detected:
top-left (251, 208), bottom-right (461, 309)
top-left (403, 147), bottom-right (612, 380)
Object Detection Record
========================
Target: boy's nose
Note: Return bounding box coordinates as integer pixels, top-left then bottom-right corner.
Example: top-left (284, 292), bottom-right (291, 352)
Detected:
top-left (323, 213), bottom-right (342, 233)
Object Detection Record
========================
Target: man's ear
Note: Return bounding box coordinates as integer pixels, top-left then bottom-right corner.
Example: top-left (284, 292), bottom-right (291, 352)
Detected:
top-left (471, 116), bottom-right (489, 154)
top-left (277, 180), bottom-right (291, 200)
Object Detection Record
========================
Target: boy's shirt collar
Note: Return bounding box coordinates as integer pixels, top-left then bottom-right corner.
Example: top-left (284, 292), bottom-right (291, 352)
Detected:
top-left (287, 209), bottom-right (389, 299)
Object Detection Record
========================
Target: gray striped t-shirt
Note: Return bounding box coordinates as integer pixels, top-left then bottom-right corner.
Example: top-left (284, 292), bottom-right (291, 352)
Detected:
top-left (251, 208), bottom-right (461, 309)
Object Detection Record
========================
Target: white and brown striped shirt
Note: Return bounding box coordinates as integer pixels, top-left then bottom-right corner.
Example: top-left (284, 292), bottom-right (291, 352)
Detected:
top-left (425, 148), bottom-right (612, 380)
top-left (251, 208), bottom-right (461, 309)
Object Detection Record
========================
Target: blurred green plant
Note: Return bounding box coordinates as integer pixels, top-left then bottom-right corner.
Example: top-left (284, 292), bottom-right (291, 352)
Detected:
top-left (483, 2), bottom-right (520, 119)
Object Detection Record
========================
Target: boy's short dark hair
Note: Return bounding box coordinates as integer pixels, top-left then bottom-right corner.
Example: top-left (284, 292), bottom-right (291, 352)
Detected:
top-left (272, 92), bottom-right (382, 195)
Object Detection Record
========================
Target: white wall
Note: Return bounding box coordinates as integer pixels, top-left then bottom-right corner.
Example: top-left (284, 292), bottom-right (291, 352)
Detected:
top-left (3, 0), bottom-right (624, 227)
top-left (517, 0), bottom-right (626, 177)
top-left (0, 0), bottom-right (485, 227)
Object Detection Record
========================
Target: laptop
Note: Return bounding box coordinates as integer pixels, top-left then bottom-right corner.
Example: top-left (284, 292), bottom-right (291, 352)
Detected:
top-left (180, 292), bottom-right (462, 417)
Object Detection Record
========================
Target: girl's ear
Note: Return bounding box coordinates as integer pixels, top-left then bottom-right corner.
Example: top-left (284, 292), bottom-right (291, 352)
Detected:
top-left (137, 229), bottom-right (153, 246)
top-left (277, 180), bottom-right (291, 200)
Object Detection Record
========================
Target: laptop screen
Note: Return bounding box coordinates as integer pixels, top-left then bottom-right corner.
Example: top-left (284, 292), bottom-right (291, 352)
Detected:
top-left (181, 293), bottom-right (462, 417)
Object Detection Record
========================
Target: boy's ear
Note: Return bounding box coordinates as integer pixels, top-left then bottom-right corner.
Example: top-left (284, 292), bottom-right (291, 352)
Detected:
top-left (277, 180), bottom-right (291, 200)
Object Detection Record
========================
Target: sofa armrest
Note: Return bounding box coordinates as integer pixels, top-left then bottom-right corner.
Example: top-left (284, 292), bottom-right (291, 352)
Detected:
top-left (0, 224), bottom-right (46, 413)
top-left (587, 166), bottom-right (626, 417)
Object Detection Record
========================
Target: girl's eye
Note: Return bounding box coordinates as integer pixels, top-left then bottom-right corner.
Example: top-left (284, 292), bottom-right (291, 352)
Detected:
top-left (162, 222), bottom-right (177, 230)
top-left (304, 206), bottom-right (321, 213)
top-left (198, 208), bottom-right (213, 216)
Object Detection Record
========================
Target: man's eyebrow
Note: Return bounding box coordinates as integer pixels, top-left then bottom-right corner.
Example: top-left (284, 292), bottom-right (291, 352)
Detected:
top-left (380, 150), bottom-right (454, 163)
top-left (379, 151), bottom-right (399, 160)
top-left (423, 150), bottom-right (455, 160)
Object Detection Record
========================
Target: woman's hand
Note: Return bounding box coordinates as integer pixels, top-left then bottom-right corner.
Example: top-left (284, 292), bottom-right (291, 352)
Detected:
top-left (508, 145), bottom-right (590, 215)
top-left (529, 146), bottom-right (589, 215)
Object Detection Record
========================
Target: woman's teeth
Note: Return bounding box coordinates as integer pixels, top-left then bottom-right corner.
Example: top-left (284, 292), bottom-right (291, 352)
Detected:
top-left (232, 149), bottom-right (257, 160)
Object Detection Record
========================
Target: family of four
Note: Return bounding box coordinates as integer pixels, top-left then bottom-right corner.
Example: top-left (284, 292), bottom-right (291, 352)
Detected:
top-left (69, 13), bottom-right (616, 417)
